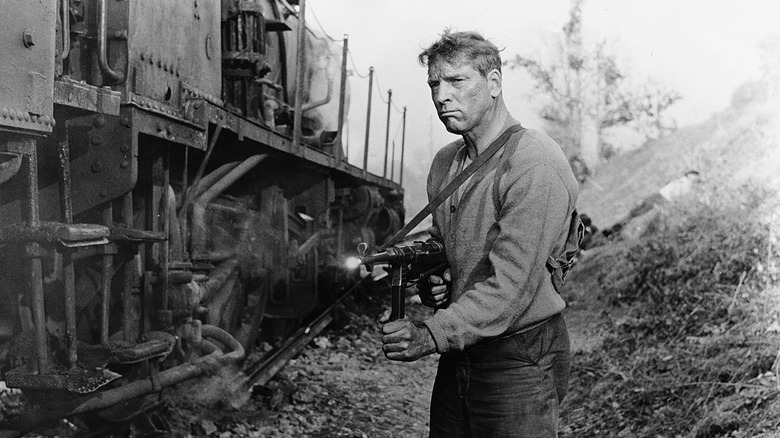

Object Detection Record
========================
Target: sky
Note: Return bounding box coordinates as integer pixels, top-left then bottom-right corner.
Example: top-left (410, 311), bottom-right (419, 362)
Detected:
top-left (305, 0), bottom-right (778, 206)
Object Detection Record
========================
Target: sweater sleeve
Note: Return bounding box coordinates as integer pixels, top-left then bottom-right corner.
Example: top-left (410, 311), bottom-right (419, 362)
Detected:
top-left (423, 163), bottom-right (571, 352)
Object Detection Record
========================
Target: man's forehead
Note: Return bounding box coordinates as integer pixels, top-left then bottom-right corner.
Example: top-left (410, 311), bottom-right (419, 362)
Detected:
top-left (427, 59), bottom-right (480, 78)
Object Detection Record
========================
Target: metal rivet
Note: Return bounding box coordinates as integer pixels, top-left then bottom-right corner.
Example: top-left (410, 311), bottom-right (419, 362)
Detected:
top-left (120, 160), bottom-right (129, 169)
top-left (94, 115), bottom-right (106, 127)
top-left (22, 28), bottom-right (35, 48)
top-left (99, 190), bottom-right (107, 197)
top-left (120, 143), bottom-right (130, 152)
top-left (91, 161), bottom-right (102, 173)
top-left (1, 108), bottom-right (7, 118)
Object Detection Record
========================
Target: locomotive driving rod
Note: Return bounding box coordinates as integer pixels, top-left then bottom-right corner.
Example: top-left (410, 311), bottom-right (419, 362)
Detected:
top-left (2, 325), bottom-right (244, 437)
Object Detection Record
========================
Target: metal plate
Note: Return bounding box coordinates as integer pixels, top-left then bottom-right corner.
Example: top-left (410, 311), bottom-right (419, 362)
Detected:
top-left (0, 0), bottom-right (56, 135)
top-left (127, 0), bottom-right (221, 110)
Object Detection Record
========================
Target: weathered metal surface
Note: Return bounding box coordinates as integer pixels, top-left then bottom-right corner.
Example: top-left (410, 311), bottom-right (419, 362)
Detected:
top-left (54, 77), bottom-right (121, 115)
top-left (5, 363), bottom-right (121, 393)
top-left (127, 105), bottom-right (207, 150)
top-left (109, 227), bottom-right (166, 243)
top-left (126, 0), bottom-right (221, 110)
top-left (0, 222), bottom-right (109, 244)
top-left (0, 0), bottom-right (56, 135)
top-left (201, 101), bottom-right (403, 191)
top-left (65, 113), bottom-right (137, 212)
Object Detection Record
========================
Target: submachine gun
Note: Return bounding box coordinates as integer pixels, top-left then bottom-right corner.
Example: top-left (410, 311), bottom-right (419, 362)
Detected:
top-left (357, 240), bottom-right (447, 321)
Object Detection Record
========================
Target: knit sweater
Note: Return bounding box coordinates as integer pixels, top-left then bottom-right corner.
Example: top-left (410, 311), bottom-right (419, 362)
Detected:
top-left (422, 126), bottom-right (579, 353)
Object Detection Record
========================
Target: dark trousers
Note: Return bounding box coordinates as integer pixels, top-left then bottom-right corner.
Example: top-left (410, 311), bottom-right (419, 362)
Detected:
top-left (429, 313), bottom-right (570, 438)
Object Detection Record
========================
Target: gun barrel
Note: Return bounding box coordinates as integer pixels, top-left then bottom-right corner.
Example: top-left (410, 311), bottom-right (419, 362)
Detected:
top-left (359, 240), bottom-right (444, 266)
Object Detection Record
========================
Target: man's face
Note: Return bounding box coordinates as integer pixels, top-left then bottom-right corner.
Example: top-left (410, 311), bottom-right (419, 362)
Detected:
top-left (427, 59), bottom-right (496, 135)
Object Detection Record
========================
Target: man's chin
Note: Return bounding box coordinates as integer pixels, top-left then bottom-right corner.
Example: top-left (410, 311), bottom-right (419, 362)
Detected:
top-left (442, 121), bottom-right (466, 135)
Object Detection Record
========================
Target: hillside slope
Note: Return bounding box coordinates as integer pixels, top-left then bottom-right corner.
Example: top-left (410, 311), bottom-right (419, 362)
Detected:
top-left (560, 98), bottom-right (780, 437)
top-left (578, 100), bottom-right (780, 227)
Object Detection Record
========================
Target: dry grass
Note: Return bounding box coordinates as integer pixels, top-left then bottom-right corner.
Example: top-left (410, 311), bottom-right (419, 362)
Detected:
top-left (562, 99), bottom-right (780, 437)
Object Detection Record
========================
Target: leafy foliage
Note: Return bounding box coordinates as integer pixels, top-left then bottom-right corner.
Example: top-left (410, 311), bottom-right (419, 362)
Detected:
top-left (508, 0), bottom-right (681, 171)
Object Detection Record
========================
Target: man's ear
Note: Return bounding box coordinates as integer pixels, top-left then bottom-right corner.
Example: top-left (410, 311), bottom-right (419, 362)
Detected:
top-left (487, 69), bottom-right (502, 98)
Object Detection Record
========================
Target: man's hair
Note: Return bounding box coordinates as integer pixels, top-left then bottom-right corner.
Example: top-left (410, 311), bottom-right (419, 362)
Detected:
top-left (418, 29), bottom-right (502, 76)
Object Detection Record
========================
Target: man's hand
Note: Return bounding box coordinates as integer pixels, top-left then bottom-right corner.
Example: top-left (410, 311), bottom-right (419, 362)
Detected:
top-left (418, 268), bottom-right (451, 308)
top-left (379, 311), bottom-right (437, 362)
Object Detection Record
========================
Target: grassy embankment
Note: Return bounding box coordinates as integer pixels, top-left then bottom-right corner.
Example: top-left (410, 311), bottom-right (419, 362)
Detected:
top-left (561, 99), bottom-right (780, 437)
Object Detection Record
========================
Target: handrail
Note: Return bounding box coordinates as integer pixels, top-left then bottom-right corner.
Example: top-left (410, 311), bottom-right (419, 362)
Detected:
top-left (61, 0), bottom-right (70, 60)
top-left (97, 0), bottom-right (124, 83)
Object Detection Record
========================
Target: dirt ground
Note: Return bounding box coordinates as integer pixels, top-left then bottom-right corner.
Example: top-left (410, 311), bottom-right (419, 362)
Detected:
top-left (163, 280), bottom-right (610, 438)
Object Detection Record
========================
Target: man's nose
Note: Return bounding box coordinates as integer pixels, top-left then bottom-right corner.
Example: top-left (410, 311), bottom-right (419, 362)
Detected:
top-left (434, 83), bottom-right (453, 103)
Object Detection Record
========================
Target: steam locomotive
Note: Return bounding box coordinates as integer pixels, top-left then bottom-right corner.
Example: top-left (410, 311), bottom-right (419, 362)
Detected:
top-left (0, 0), bottom-right (403, 433)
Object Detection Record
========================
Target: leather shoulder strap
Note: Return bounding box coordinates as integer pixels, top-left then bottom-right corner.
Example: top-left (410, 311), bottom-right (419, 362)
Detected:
top-left (378, 124), bottom-right (525, 250)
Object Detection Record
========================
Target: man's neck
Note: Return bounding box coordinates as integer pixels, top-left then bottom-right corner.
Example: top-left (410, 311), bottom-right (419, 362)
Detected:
top-left (462, 108), bottom-right (513, 159)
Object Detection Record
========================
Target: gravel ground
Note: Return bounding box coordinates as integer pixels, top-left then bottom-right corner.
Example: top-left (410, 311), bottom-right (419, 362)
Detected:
top-left (165, 293), bottom-right (440, 438)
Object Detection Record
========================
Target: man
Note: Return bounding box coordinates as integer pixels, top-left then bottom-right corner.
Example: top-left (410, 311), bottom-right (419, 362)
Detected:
top-left (379, 30), bottom-right (579, 437)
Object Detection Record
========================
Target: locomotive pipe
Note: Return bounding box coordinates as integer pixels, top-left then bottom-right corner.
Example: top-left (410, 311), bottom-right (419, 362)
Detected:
top-left (6, 325), bottom-right (244, 436)
top-left (301, 64), bottom-right (334, 112)
top-left (190, 154), bottom-right (268, 255)
top-left (97, 0), bottom-right (124, 84)
top-left (179, 124), bottom-right (222, 218)
top-left (61, 0), bottom-right (70, 60)
top-left (178, 124), bottom-right (223, 252)
top-left (189, 160), bottom-right (239, 202)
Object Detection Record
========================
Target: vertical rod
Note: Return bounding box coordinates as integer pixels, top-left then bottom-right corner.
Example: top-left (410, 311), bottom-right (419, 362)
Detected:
top-left (181, 146), bottom-right (189, 260)
top-left (23, 146), bottom-right (48, 373)
top-left (161, 151), bottom-right (171, 312)
top-left (100, 205), bottom-right (113, 345)
top-left (362, 67), bottom-right (374, 174)
top-left (336, 34), bottom-right (349, 162)
top-left (383, 89), bottom-right (392, 178)
top-left (291, 0), bottom-right (307, 150)
top-left (336, 206), bottom-right (344, 261)
top-left (61, 0), bottom-right (70, 60)
top-left (28, 249), bottom-right (47, 373)
top-left (400, 107), bottom-right (407, 186)
top-left (390, 141), bottom-right (396, 181)
top-left (63, 252), bottom-right (77, 367)
top-left (58, 137), bottom-right (78, 368)
top-left (122, 192), bottom-right (135, 341)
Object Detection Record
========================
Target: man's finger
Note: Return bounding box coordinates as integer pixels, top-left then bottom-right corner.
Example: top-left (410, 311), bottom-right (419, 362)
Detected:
top-left (382, 341), bottom-right (410, 353)
top-left (431, 285), bottom-right (447, 294)
top-left (429, 275), bottom-right (443, 285)
top-left (443, 269), bottom-right (451, 282)
top-left (378, 309), bottom-right (391, 324)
